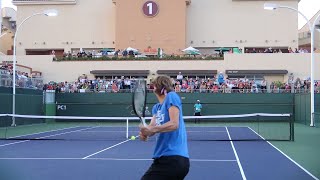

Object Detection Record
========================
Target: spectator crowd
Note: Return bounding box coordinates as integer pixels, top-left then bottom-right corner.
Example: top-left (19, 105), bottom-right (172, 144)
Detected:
top-left (0, 64), bottom-right (43, 89)
top-left (41, 72), bottom-right (320, 94)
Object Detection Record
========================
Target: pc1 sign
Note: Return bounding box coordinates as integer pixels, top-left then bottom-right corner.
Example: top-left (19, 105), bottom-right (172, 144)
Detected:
top-left (142, 1), bottom-right (159, 17)
top-left (57, 105), bottom-right (67, 111)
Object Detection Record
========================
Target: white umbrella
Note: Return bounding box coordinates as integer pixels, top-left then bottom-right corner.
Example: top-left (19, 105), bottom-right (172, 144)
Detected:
top-left (182, 46), bottom-right (200, 52)
top-left (126, 47), bottom-right (138, 52)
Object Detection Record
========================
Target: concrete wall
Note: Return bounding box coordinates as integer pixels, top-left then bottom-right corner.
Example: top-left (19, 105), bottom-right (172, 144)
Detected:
top-left (14, 0), bottom-right (116, 55)
top-left (186, 0), bottom-right (298, 49)
top-left (114, 0), bottom-right (188, 54)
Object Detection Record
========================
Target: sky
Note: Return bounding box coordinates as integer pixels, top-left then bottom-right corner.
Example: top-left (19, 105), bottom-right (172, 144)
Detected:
top-left (1, 0), bottom-right (320, 29)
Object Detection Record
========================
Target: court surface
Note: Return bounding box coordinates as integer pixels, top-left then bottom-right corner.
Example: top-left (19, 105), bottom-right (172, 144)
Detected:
top-left (0, 126), bottom-right (318, 180)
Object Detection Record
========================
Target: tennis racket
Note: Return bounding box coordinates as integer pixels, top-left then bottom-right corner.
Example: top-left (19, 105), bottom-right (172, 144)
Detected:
top-left (132, 79), bottom-right (147, 127)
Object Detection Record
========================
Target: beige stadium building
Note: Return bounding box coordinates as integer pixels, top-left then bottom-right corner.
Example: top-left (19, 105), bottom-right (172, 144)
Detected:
top-left (1, 0), bottom-right (320, 84)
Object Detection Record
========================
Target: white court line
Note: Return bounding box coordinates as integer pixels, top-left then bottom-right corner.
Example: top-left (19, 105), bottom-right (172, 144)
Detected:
top-left (0, 127), bottom-right (97, 148)
top-left (187, 131), bottom-right (227, 133)
top-left (0, 157), bottom-right (237, 162)
top-left (87, 158), bottom-right (236, 162)
top-left (80, 130), bottom-right (136, 133)
top-left (226, 127), bottom-right (247, 180)
top-left (82, 139), bottom-right (132, 159)
top-left (248, 127), bottom-right (319, 180)
top-left (0, 140), bottom-right (31, 147)
top-left (0, 126), bottom-right (81, 147)
top-left (36, 127), bottom-right (98, 139)
top-left (81, 130), bottom-right (227, 133)
top-left (10, 126), bottom-right (82, 139)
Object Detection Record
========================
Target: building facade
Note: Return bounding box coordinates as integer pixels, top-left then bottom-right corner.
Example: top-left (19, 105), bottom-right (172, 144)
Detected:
top-left (298, 10), bottom-right (320, 52)
top-left (11, 0), bottom-right (299, 55)
top-left (2, 0), bottom-right (315, 87)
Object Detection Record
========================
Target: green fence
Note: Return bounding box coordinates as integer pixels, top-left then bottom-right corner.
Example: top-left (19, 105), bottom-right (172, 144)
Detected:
top-left (0, 87), bottom-right (44, 115)
top-left (295, 94), bottom-right (320, 126)
top-left (56, 93), bottom-right (295, 117)
top-left (0, 87), bottom-right (44, 126)
top-left (0, 89), bottom-right (317, 126)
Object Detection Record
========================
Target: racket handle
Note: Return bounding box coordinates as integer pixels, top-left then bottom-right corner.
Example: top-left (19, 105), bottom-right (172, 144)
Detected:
top-left (141, 117), bottom-right (147, 127)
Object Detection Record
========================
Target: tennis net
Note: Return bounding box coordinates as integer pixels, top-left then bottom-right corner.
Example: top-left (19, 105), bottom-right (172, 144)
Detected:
top-left (0, 113), bottom-right (293, 141)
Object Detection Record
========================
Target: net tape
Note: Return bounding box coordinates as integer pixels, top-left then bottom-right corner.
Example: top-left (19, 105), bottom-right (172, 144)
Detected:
top-left (0, 113), bottom-right (291, 120)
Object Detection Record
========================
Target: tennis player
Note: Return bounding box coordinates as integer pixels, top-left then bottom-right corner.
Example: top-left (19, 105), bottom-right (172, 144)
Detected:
top-left (139, 75), bottom-right (190, 180)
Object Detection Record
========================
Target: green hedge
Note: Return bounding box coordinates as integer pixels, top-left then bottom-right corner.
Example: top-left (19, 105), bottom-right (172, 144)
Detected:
top-left (54, 55), bottom-right (224, 61)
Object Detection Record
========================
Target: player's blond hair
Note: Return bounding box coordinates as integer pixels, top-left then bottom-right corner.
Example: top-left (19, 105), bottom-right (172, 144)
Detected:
top-left (152, 75), bottom-right (174, 96)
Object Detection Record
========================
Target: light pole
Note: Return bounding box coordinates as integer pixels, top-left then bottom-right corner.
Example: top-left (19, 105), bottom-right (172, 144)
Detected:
top-left (0, 0), bottom-right (2, 35)
top-left (11, 9), bottom-right (58, 126)
top-left (310, 13), bottom-right (320, 126)
top-left (264, 3), bottom-right (318, 127)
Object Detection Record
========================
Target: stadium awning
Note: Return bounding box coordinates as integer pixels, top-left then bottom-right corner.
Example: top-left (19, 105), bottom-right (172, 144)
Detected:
top-left (157, 70), bottom-right (217, 76)
top-left (225, 70), bottom-right (288, 75)
top-left (90, 70), bottom-right (150, 76)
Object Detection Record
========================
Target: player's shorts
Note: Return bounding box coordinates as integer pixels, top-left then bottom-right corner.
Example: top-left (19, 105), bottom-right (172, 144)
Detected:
top-left (141, 155), bottom-right (190, 180)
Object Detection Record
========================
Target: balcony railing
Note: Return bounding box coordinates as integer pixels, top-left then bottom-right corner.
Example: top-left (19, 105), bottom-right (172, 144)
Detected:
top-left (0, 73), bottom-right (44, 90)
top-left (13, 0), bottom-right (76, 5)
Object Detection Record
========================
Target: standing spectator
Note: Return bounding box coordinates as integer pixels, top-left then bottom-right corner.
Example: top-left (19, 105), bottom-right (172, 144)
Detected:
top-left (114, 49), bottom-right (120, 57)
top-left (288, 73), bottom-right (294, 93)
top-left (177, 72), bottom-right (183, 85)
top-left (218, 72), bottom-right (225, 85)
top-left (194, 100), bottom-right (202, 123)
top-left (51, 50), bottom-right (56, 60)
top-left (261, 79), bottom-right (267, 93)
top-left (124, 77), bottom-right (131, 91)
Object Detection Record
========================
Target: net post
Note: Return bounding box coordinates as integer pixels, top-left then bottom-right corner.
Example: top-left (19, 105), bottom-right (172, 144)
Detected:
top-left (257, 114), bottom-right (260, 135)
top-left (310, 113), bottom-right (315, 127)
top-left (11, 94), bottom-right (16, 126)
top-left (45, 90), bottom-right (56, 123)
top-left (126, 118), bottom-right (129, 139)
top-left (290, 114), bottom-right (295, 141)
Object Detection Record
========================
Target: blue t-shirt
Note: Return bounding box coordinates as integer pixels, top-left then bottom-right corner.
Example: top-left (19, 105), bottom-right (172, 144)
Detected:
top-left (151, 92), bottom-right (189, 159)
top-left (194, 103), bottom-right (202, 113)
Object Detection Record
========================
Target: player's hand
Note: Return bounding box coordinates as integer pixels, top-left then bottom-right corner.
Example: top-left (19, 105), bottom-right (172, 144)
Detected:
top-left (139, 132), bottom-right (148, 141)
top-left (139, 124), bottom-right (155, 137)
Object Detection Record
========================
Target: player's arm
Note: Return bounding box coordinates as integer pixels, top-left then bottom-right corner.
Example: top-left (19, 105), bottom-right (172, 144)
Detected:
top-left (139, 115), bottom-right (156, 141)
top-left (141, 106), bottom-right (179, 137)
top-left (148, 115), bottom-right (157, 127)
top-left (152, 106), bottom-right (179, 133)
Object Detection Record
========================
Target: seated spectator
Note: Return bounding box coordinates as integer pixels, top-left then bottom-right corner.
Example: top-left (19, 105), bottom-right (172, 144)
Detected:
top-left (288, 47), bottom-right (294, 53)
top-left (128, 50), bottom-right (134, 57)
top-left (122, 50), bottom-right (128, 57)
top-left (251, 84), bottom-right (259, 93)
top-left (200, 82), bottom-right (207, 93)
top-left (112, 81), bottom-right (118, 93)
top-left (212, 83), bottom-right (219, 93)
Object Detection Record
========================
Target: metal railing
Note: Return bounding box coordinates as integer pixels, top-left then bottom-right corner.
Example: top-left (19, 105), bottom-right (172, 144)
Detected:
top-left (0, 73), bottom-right (44, 90)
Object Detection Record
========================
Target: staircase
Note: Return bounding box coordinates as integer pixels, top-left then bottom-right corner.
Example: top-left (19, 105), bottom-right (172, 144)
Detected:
top-left (1, 7), bottom-right (16, 55)
top-left (1, 7), bottom-right (16, 34)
